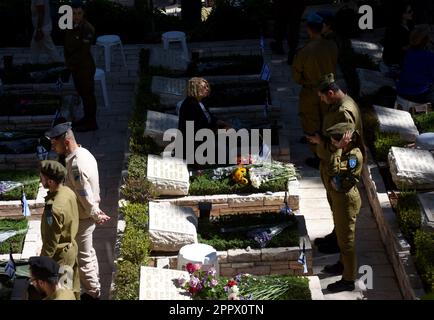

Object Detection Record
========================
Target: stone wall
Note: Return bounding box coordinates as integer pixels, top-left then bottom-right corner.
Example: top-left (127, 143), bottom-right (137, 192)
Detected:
top-left (362, 151), bottom-right (426, 300)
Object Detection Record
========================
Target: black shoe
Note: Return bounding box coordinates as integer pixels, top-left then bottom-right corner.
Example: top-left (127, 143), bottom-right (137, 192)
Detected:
top-left (74, 121), bottom-right (98, 132)
top-left (314, 230), bottom-right (337, 246)
top-left (270, 41), bottom-right (285, 55)
top-left (318, 242), bottom-right (340, 254)
top-left (80, 292), bottom-right (100, 300)
top-left (305, 157), bottom-right (320, 170)
top-left (327, 279), bottom-right (355, 293)
top-left (323, 261), bottom-right (344, 275)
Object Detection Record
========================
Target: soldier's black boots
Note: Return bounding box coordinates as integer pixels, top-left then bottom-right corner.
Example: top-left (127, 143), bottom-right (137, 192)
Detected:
top-left (323, 261), bottom-right (344, 275)
top-left (327, 279), bottom-right (355, 293)
top-left (315, 230), bottom-right (340, 254)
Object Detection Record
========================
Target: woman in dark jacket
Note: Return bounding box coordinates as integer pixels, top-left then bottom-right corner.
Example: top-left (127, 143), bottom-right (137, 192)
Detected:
top-left (178, 77), bottom-right (229, 166)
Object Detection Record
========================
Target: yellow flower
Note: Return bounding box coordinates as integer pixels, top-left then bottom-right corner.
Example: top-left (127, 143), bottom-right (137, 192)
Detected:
top-left (233, 167), bottom-right (248, 185)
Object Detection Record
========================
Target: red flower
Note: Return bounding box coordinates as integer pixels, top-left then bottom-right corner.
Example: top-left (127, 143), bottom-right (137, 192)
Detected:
top-left (185, 262), bottom-right (202, 273)
top-left (189, 286), bottom-right (200, 294)
top-left (227, 280), bottom-right (237, 287)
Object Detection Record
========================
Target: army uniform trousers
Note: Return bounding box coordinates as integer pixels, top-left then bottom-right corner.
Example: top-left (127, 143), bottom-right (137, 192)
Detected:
top-left (71, 62), bottom-right (97, 122)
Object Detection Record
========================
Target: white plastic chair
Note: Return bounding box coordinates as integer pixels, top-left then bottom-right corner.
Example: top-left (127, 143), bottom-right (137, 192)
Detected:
top-left (161, 31), bottom-right (190, 61)
top-left (94, 68), bottom-right (109, 109)
top-left (95, 35), bottom-right (127, 72)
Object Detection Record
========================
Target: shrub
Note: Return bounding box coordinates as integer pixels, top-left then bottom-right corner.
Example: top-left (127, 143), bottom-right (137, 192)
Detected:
top-left (414, 230), bottom-right (434, 293)
top-left (396, 191), bottom-right (421, 245)
top-left (112, 260), bottom-right (141, 300)
top-left (373, 131), bottom-right (407, 163)
top-left (120, 202), bottom-right (149, 232)
top-left (414, 112), bottom-right (434, 133)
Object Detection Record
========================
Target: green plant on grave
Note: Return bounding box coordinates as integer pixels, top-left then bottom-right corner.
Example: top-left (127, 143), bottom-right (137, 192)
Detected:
top-left (112, 260), bottom-right (141, 300)
top-left (119, 224), bottom-right (149, 266)
top-left (121, 155), bottom-right (156, 202)
top-left (414, 230), bottom-right (434, 293)
top-left (414, 112), bottom-right (434, 133)
top-left (119, 202), bottom-right (149, 232)
top-left (0, 218), bottom-right (28, 254)
top-left (373, 131), bottom-right (407, 163)
top-left (396, 191), bottom-right (421, 245)
top-left (0, 170), bottom-right (40, 201)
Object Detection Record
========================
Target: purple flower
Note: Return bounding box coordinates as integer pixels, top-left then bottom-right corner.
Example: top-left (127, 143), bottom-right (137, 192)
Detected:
top-left (189, 276), bottom-right (200, 288)
top-left (234, 274), bottom-right (242, 282)
top-left (177, 277), bottom-right (187, 286)
top-left (210, 279), bottom-right (218, 287)
top-left (207, 268), bottom-right (217, 277)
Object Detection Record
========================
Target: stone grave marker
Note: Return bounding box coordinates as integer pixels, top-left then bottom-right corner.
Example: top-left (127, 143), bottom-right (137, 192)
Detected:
top-left (356, 68), bottom-right (395, 96)
top-left (148, 202), bottom-right (198, 252)
top-left (151, 76), bottom-right (187, 96)
top-left (139, 266), bottom-right (192, 300)
top-left (351, 40), bottom-right (384, 62)
top-left (147, 154), bottom-right (190, 196)
top-left (417, 192), bottom-right (434, 232)
top-left (144, 110), bottom-right (179, 147)
top-left (149, 47), bottom-right (188, 71)
top-left (388, 147), bottom-right (434, 189)
top-left (373, 105), bottom-right (419, 142)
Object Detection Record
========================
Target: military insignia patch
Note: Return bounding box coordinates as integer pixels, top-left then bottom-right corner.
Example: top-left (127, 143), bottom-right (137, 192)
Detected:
top-left (47, 216), bottom-right (53, 226)
top-left (349, 157), bottom-right (358, 169)
top-left (45, 206), bottom-right (53, 226)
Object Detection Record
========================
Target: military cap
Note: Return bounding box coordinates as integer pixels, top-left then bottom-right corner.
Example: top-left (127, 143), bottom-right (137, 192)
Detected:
top-left (29, 256), bottom-right (60, 282)
top-left (318, 73), bottom-right (336, 92)
top-left (306, 12), bottom-right (324, 24)
top-left (40, 160), bottom-right (67, 181)
top-left (326, 122), bottom-right (355, 137)
top-left (45, 122), bottom-right (72, 139)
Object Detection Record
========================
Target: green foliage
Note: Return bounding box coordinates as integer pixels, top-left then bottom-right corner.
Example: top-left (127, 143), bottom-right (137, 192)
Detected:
top-left (121, 155), bottom-right (156, 202)
top-left (373, 131), bottom-right (407, 162)
top-left (414, 230), bottom-right (434, 293)
top-left (189, 174), bottom-right (288, 196)
top-left (0, 170), bottom-right (40, 201)
top-left (414, 112), bottom-right (434, 133)
top-left (396, 191), bottom-right (421, 245)
top-left (197, 213), bottom-right (299, 250)
top-left (238, 274), bottom-right (311, 300)
top-left (0, 219), bottom-right (28, 254)
top-left (112, 260), bottom-right (141, 300)
top-left (119, 203), bottom-right (149, 232)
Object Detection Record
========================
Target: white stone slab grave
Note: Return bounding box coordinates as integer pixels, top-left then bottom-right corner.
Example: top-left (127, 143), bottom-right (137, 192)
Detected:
top-left (147, 154), bottom-right (190, 196)
top-left (148, 202), bottom-right (198, 252)
top-left (416, 133), bottom-right (434, 151)
top-left (151, 76), bottom-right (187, 96)
top-left (357, 68), bottom-right (395, 96)
top-left (144, 110), bottom-right (179, 147)
top-left (417, 192), bottom-right (434, 232)
top-left (351, 40), bottom-right (384, 62)
top-left (139, 266), bottom-right (192, 300)
top-left (373, 105), bottom-right (419, 142)
top-left (388, 147), bottom-right (434, 189)
top-left (149, 47), bottom-right (188, 71)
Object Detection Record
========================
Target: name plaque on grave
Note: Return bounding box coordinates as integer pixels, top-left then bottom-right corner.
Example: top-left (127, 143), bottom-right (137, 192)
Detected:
top-left (374, 105), bottom-right (419, 142)
top-left (139, 267), bottom-right (192, 300)
top-left (144, 110), bottom-right (179, 147)
top-left (151, 76), bottom-right (187, 96)
top-left (147, 154), bottom-right (190, 196)
top-left (388, 147), bottom-right (434, 189)
top-left (417, 192), bottom-right (434, 231)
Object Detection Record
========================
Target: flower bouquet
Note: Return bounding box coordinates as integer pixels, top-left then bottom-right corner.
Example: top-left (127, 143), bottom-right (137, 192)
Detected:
top-left (177, 263), bottom-right (221, 300)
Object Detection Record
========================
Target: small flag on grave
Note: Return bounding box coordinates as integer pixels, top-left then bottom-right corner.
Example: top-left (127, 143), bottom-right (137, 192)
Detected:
top-left (4, 246), bottom-right (16, 279)
top-left (298, 239), bottom-right (308, 274)
top-left (21, 190), bottom-right (31, 217)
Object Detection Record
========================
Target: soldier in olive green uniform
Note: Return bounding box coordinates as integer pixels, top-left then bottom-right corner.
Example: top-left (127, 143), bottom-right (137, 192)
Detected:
top-left (29, 256), bottom-right (76, 300)
top-left (292, 13), bottom-right (338, 156)
top-left (324, 122), bottom-right (364, 292)
top-left (64, 0), bottom-right (97, 132)
top-left (308, 74), bottom-right (363, 255)
top-left (40, 160), bottom-right (80, 298)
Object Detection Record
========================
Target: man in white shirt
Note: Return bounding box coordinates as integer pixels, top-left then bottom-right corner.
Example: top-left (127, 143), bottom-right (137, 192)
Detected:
top-left (45, 122), bottom-right (111, 300)
top-left (31, 0), bottom-right (61, 63)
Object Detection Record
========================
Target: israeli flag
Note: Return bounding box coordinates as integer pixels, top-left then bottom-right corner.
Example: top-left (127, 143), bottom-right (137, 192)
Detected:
top-left (298, 239), bottom-right (308, 274)
top-left (21, 191), bottom-right (31, 217)
top-left (4, 247), bottom-right (16, 279)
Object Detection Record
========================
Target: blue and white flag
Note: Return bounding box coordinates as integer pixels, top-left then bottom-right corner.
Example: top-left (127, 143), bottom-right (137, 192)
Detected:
top-left (4, 247), bottom-right (16, 279)
top-left (259, 36), bottom-right (265, 56)
top-left (298, 239), bottom-right (308, 274)
top-left (21, 191), bottom-right (31, 217)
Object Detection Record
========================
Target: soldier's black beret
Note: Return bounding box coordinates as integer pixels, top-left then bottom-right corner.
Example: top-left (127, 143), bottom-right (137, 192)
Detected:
top-left (40, 160), bottom-right (67, 181)
top-left (29, 256), bottom-right (60, 282)
top-left (45, 122), bottom-right (72, 139)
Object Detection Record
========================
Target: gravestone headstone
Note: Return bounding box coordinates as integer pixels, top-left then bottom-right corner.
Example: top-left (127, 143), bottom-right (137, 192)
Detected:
top-left (417, 192), bottom-right (434, 232)
top-left (144, 110), bottom-right (179, 147)
top-left (139, 266), bottom-right (192, 300)
top-left (147, 155), bottom-right (190, 196)
top-left (388, 147), bottom-right (434, 189)
top-left (151, 76), bottom-right (187, 96)
top-left (148, 202), bottom-right (198, 252)
top-left (351, 40), bottom-right (384, 62)
top-left (416, 133), bottom-right (434, 151)
top-left (373, 105), bottom-right (419, 142)
top-left (357, 69), bottom-right (395, 96)
top-left (149, 47), bottom-right (188, 71)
